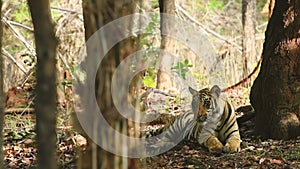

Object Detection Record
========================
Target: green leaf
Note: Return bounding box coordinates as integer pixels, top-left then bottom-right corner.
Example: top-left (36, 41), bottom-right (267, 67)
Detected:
top-left (13, 132), bottom-right (23, 140)
top-left (143, 76), bottom-right (156, 88)
top-left (179, 62), bottom-right (184, 67)
top-left (184, 59), bottom-right (189, 65)
top-left (208, 1), bottom-right (223, 10)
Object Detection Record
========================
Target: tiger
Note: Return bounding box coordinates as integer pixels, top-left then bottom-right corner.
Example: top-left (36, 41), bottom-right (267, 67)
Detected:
top-left (142, 85), bottom-right (241, 153)
top-left (188, 85), bottom-right (241, 152)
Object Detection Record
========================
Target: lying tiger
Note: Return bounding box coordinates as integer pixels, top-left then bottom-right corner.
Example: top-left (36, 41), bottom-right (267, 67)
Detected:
top-left (143, 85), bottom-right (241, 153)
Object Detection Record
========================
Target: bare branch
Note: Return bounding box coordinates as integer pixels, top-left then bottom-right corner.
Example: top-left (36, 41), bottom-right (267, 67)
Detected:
top-left (175, 3), bottom-right (242, 52)
top-left (50, 6), bottom-right (81, 14)
top-left (2, 17), bottom-right (36, 54)
top-left (2, 48), bottom-right (27, 74)
top-left (5, 20), bottom-right (34, 32)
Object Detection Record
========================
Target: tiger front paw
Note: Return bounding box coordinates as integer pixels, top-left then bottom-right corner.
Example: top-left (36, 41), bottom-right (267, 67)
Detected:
top-left (204, 136), bottom-right (223, 152)
top-left (223, 139), bottom-right (240, 153)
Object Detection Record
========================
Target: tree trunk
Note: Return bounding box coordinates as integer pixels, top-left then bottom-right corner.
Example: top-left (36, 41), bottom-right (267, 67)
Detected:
top-left (156, 0), bottom-right (175, 90)
top-left (242, 0), bottom-right (256, 87)
top-left (250, 0), bottom-right (300, 139)
top-left (79, 1), bottom-right (139, 168)
top-left (0, 1), bottom-right (4, 168)
top-left (28, 1), bottom-right (58, 169)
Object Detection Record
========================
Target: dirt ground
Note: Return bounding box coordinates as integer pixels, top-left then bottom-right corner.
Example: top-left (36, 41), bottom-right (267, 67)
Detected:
top-left (3, 86), bottom-right (300, 168)
top-left (144, 89), bottom-right (300, 169)
top-left (145, 120), bottom-right (300, 169)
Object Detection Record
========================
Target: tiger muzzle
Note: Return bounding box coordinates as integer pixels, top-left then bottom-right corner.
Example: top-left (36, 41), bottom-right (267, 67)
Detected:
top-left (197, 115), bottom-right (207, 122)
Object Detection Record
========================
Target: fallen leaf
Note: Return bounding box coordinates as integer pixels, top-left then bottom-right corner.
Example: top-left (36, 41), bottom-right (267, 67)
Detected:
top-left (259, 157), bottom-right (284, 164)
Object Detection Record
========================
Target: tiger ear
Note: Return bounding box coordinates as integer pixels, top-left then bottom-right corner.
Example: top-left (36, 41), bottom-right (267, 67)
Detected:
top-left (189, 86), bottom-right (198, 96)
top-left (210, 85), bottom-right (221, 97)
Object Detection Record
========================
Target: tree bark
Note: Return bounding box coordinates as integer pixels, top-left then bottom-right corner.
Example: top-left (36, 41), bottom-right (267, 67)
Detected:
top-left (28, 1), bottom-right (58, 169)
top-left (156, 0), bottom-right (175, 90)
top-left (250, 0), bottom-right (300, 139)
top-left (79, 1), bottom-right (139, 168)
top-left (242, 0), bottom-right (256, 87)
top-left (0, 1), bottom-right (4, 168)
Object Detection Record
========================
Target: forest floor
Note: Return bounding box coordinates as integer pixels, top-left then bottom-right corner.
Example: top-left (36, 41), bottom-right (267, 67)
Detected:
top-left (3, 84), bottom-right (300, 169)
top-left (144, 89), bottom-right (300, 169)
top-left (145, 136), bottom-right (300, 169)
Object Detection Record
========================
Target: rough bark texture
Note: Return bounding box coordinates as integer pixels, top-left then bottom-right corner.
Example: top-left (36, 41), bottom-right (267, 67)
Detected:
top-left (242, 0), bottom-right (256, 87)
top-left (79, 1), bottom-right (139, 168)
top-left (156, 0), bottom-right (175, 90)
top-left (250, 0), bottom-right (300, 139)
top-left (28, 1), bottom-right (58, 169)
top-left (0, 1), bottom-right (4, 168)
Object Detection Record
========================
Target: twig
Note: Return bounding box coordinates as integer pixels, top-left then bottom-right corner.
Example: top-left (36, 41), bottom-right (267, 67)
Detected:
top-left (148, 88), bottom-right (176, 97)
top-left (57, 52), bottom-right (74, 78)
top-left (3, 8), bottom-right (12, 17)
top-left (6, 20), bottom-right (34, 32)
top-left (223, 0), bottom-right (234, 10)
top-left (50, 6), bottom-right (81, 15)
top-left (2, 48), bottom-right (27, 74)
top-left (4, 108), bottom-right (34, 114)
top-left (21, 71), bottom-right (34, 87)
top-left (2, 16), bottom-right (36, 55)
top-left (222, 56), bottom-right (262, 92)
top-left (175, 3), bottom-right (242, 52)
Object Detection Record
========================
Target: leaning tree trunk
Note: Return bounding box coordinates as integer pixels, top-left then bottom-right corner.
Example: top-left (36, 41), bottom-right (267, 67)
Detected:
top-left (250, 0), bottom-right (300, 139)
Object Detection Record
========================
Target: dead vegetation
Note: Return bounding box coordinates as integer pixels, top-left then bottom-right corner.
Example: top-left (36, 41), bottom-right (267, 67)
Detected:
top-left (2, 0), bottom-right (300, 168)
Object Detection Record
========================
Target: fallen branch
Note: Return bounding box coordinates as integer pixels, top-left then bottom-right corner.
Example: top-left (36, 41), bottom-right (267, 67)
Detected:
top-left (235, 105), bottom-right (255, 126)
top-left (4, 107), bottom-right (34, 114)
top-left (237, 111), bottom-right (256, 126)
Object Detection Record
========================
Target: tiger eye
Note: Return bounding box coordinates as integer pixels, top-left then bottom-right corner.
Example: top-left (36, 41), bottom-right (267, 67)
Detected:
top-left (202, 97), bottom-right (211, 109)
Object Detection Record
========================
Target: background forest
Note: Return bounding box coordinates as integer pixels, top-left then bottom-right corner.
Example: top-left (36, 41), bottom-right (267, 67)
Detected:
top-left (0, 0), bottom-right (299, 168)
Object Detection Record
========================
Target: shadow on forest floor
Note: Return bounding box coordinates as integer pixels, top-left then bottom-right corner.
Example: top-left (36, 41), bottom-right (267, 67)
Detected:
top-left (145, 120), bottom-right (300, 168)
top-left (144, 88), bottom-right (300, 169)
top-left (2, 85), bottom-right (300, 168)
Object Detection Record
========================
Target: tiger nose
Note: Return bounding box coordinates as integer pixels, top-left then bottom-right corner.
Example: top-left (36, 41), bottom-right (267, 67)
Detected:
top-left (197, 115), bottom-right (207, 122)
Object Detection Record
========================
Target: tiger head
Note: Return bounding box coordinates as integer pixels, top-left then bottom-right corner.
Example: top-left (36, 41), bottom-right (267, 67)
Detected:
top-left (189, 85), bottom-right (221, 122)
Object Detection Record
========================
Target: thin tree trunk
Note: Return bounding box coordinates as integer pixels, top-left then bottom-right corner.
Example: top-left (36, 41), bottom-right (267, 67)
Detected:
top-left (242, 0), bottom-right (256, 87)
top-left (156, 0), bottom-right (175, 90)
top-left (250, 0), bottom-right (300, 139)
top-left (0, 1), bottom-right (4, 168)
top-left (28, 1), bottom-right (58, 169)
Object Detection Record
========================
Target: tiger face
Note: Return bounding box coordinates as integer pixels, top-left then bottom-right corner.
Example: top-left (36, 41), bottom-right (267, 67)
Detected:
top-left (189, 86), bottom-right (220, 122)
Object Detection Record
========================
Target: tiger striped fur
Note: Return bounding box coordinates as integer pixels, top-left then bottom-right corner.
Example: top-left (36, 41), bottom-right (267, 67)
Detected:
top-left (189, 85), bottom-right (241, 152)
top-left (143, 85), bottom-right (241, 153)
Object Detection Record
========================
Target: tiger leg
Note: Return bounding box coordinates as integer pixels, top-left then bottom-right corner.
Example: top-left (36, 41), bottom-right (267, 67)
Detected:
top-left (223, 135), bottom-right (241, 153)
top-left (203, 135), bottom-right (223, 152)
